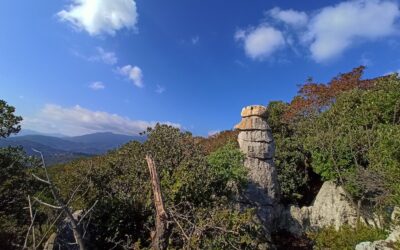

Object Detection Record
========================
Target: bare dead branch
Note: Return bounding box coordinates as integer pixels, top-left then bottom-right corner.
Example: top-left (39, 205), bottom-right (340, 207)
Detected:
top-left (32, 149), bottom-right (87, 250)
top-left (78, 200), bottom-right (98, 225)
top-left (35, 210), bottom-right (64, 248)
top-left (33, 197), bottom-right (63, 209)
top-left (24, 195), bottom-right (37, 249)
top-left (169, 211), bottom-right (189, 241)
top-left (31, 173), bottom-right (50, 185)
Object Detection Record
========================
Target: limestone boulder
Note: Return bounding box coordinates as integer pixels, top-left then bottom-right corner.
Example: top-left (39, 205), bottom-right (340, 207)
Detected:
top-left (355, 226), bottom-right (400, 250)
top-left (279, 181), bottom-right (361, 235)
top-left (279, 205), bottom-right (312, 236)
top-left (355, 241), bottom-right (392, 250)
top-left (309, 181), bottom-right (358, 230)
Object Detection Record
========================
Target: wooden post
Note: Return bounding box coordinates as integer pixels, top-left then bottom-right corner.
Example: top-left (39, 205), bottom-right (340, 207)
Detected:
top-left (146, 155), bottom-right (170, 250)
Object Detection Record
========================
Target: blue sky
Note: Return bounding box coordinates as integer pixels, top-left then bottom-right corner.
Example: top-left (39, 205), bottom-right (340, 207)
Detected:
top-left (1, 0), bottom-right (400, 136)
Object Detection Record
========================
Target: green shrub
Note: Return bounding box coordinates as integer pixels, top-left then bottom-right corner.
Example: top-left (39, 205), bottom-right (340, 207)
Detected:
top-left (47, 125), bottom-right (266, 249)
top-left (309, 224), bottom-right (387, 250)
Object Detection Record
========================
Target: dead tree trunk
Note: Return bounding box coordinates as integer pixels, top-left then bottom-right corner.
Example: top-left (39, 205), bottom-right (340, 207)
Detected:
top-left (32, 149), bottom-right (87, 250)
top-left (146, 155), bottom-right (171, 250)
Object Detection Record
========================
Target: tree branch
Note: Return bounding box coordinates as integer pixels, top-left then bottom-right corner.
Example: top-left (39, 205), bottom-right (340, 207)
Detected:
top-left (31, 173), bottom-right (50, 185)
top-left (33, 197), bottom-right (62, 209)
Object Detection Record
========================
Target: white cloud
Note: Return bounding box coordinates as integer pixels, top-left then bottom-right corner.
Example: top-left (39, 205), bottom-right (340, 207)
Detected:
top-left (72, 47), bottom-right (118, 65)
top-left (235, 25), bottom-right (285, 60)
top-left (268, 7), bottom-right (308, 27)
top-left (155, 84), bottom-right (165, 94)
top-left (23, 104), bottom-right (181, 136)
top-left (89, 81), bottom-right (105, 90)
top-left (304, 0), bottom-right (400, 62)
top-left (57, 0), bottom-right (138, 36)
top-left (90, 47), bottom-right (118, 64)
top-left (237, 1), bottom-right (400, 63)
top-left (117, 65), bottom-right (143, 88)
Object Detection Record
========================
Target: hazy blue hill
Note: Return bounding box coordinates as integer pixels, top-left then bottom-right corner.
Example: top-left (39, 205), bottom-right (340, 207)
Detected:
top-left (0, 138), bottom-right (91, 165)
top-left (0, 132), bottom-right (145, 165)
top-left (4, 135), bottom-right (98, 154)
top-left (11, 129), bottom-right (66, 138)
top-left (65, 132), bottom-right (145, 153)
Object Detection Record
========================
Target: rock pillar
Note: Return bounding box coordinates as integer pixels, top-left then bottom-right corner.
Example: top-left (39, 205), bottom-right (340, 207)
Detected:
top-left (235, 105), bottom-right (280, 232)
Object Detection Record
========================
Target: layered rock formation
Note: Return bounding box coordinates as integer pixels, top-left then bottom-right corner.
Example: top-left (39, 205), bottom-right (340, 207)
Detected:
top-left (235, 105), bottom-right (280, 232)
top-left (235, 105), bottom-right (398, 248)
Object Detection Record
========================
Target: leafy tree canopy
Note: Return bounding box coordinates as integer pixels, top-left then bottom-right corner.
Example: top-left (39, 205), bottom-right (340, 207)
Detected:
top-left (0, 99), bottom-right (22, 138)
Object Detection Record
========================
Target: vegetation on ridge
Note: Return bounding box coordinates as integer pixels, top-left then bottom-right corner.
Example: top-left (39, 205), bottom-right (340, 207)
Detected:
top-left (0, 66), bottom-right (399, 249)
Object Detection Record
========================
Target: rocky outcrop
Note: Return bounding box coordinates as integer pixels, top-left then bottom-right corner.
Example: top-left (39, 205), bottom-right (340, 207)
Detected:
top-left (235, 105), bottom-right (280, 233)
top-left (310, 181), bottom-right (359, 230)
top-left (355, 227), bottom-right (400, 250)
top-left (235, 105), bottom-right (391, 248)
top-left (44, 210), bottom-right (84, 250)
top-left (355, 208), bottom-right (400, 250)
top-left (280, 205), bottom-right (312, 235)
top-left (280, 181), bottom-right (360, 235)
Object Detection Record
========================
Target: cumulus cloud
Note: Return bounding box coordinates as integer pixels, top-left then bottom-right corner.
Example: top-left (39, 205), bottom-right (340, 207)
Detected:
top-left (117, 65), bottom-right (143, 88)
top-left (235, 25), bottom-right (286, 60)
top-left (268, 7), bottom-right (308, 27)
top-left (57, 0), bottom-right (138, 36)
top-left (304, 0), bottom-right (400, 62)
top-left (238, 0), bottom-right (400, 62)
top-left (23, 104), bottom-right (181, 136)
top-left (89, 81), bottom-right (105, 90)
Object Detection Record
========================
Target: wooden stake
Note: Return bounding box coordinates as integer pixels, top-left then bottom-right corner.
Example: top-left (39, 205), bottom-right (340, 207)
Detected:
top-left (146, 155), bottom-right (171, 250)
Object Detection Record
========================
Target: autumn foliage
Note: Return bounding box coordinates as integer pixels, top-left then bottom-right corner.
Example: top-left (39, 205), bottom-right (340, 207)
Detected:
top-left (284, 66), bottom-right (382, 121)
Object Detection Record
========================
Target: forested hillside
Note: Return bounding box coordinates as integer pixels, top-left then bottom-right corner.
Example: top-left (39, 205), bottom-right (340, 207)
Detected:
top-left (0, 67), bottom-right (399, 249)
top-left (0, 133), bottom-right (144, 165)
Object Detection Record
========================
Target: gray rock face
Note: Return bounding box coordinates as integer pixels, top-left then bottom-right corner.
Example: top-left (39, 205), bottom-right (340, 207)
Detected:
top-left (280, 181), bottom-right (359, 235)
top-left (355, 241), bottom-right (392, 250)
top-left (238, 130), bottom-right (273, 143)
top-left (310, 181), bottom-right (358, 230)
top-left (235, 105), bottom-right (280, 234)
top-left (280, 181), bottom-right (391, 237)
top-left (244, 158), bottom-right (279, 200)
top-left (238, 139), bottom-right (275, 159)
top-left (355, 226), bottom-right (400, 250)
top-left (279, 205), bottom-right (312, 236)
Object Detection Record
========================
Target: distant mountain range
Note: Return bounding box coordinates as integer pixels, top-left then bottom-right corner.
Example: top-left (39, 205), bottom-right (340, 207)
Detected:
top-left (0, 131), bottom-right (145, 165)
